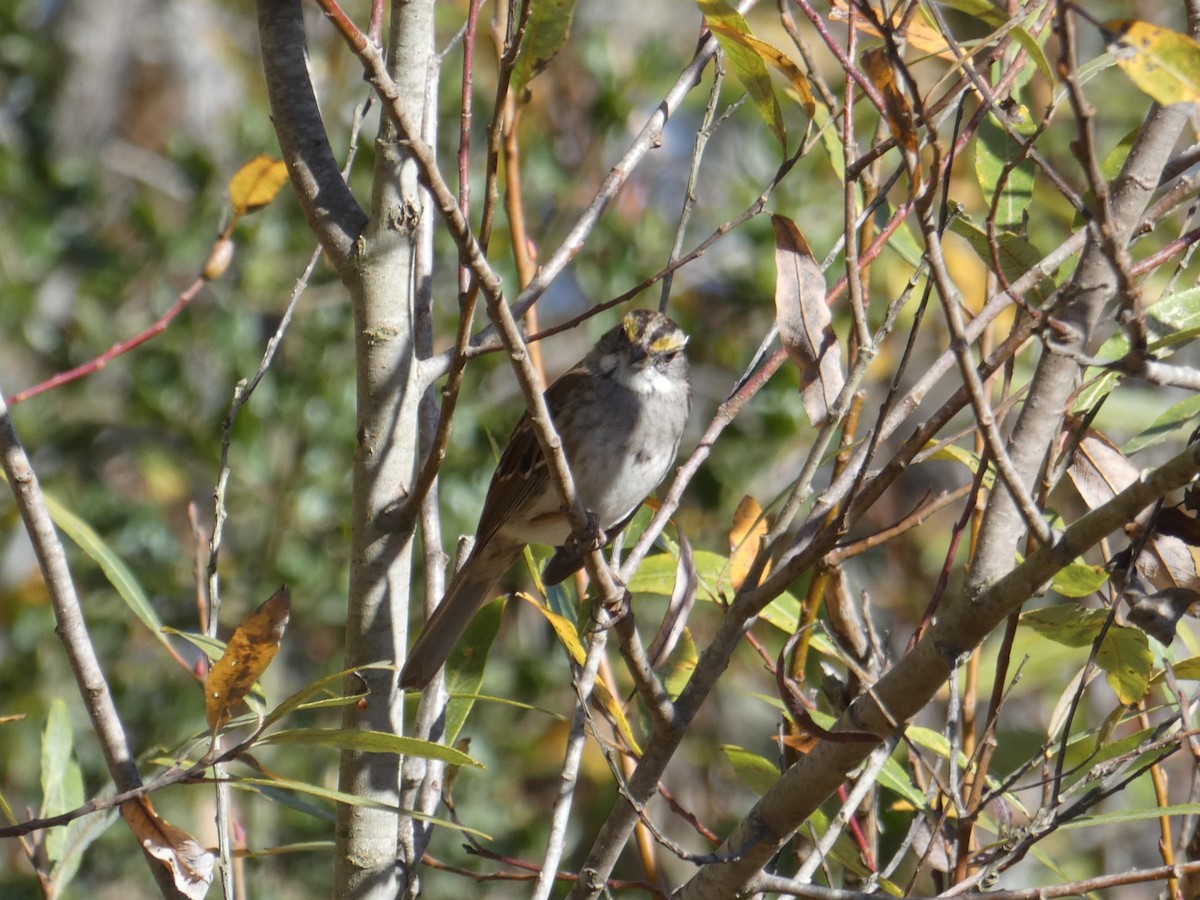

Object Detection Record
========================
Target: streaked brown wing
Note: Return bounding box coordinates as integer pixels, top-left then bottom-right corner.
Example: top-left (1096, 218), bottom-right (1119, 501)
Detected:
top-left (472, 366), bottom-right (586, 549)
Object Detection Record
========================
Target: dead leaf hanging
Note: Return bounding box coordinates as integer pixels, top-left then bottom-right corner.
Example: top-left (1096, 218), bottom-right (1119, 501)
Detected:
top-left (205, 586), bottom-right (291, 731)
top-left (771, 215), bottom-right (844, 426)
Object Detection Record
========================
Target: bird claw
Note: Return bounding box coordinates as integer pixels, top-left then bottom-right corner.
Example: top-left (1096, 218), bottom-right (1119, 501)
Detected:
top-left (571, 511), bottom-right (607, 553)
top-left (597, 579), bottom-right (632, 624)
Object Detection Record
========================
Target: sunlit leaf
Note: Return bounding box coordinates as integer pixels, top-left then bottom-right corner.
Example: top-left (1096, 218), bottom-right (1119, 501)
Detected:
top-left (949, 216), bottom-right (1052, 302)
top-left (1125, 394), bottom-right (1200, 455)
top-left (1104, 20), bottom-right (1200, 107)
top-left (40, 699), bottom-right (84, 862)
top-left (1051, 561), bottom-right (1109, 599)
top-left (1021, 606), bottom-right (1152, 703)
top-left (926, 442), bottom-right (996, 489)
top-left (205, 586), bottom-right (291, 731)
top-left (262, 661), bottom-right (392, 732)
top-left (229, 156), bottom-right (290, 216)
top-left (521, 592), bottom-right (586, 664)
top-left (29, 486), bottom-right (175, 658)
top-left (663, 629), bottom-right (698, 700)
top-left (975, 109), bottom-right (1035, 231)
top-left (707, 22), bottom-right (815, 117)
top-left (229, 776), bottom-right (489, 838)
top-left (697, 0), bottom-right (786, 148)
top-left (729, 495), bottom-right (769, 590)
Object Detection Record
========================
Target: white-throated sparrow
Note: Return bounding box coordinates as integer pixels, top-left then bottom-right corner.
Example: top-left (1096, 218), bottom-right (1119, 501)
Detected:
top-left (400, 309), bottom-right (691, 689)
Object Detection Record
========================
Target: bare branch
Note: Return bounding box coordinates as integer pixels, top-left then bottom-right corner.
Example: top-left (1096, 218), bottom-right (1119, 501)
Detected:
top-left (255, 0), bottom-right (368, 277)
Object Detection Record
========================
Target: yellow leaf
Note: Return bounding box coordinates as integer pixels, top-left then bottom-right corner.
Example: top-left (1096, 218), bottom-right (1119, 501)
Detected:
top-left (1105, 19), bottom-right (1200, 107)
top-left (229, 156), bottom-right (290, 216)
top-left (729, 495), bottom-right (770, 590)
top-left (205, 586), bottom-right (291, 730)
top-left (518, 593), bottom-right (641, 754)
top-left (829, 0), bottom-right (953, 60)
top-left (707, 23), bottom-right (815, 117)
top-left (121, 796), bottom-right (215, 899)
top-left (519, 592), bottom-right (586, 664)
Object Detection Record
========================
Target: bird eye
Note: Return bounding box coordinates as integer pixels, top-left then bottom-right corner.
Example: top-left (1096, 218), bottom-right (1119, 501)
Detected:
top-left (662, 350), bottom-right (678, 362)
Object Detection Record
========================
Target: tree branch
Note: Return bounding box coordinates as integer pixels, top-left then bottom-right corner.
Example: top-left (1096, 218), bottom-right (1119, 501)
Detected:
top-left (256, 0), bottom-right (368, 278)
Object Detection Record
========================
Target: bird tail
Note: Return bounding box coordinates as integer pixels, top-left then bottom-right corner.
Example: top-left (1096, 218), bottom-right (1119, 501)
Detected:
top-left (399, 546), bottom-right (519, 690)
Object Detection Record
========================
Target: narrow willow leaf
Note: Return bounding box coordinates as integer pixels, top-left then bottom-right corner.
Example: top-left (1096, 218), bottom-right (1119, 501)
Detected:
top-left (1105, 20), bottom-right (1200, 106)
top-left (511, 0), bottom-right (579, 95)
top-left (40, 699), bottom-right (84, 862)
top-left (260, 727), bottom-right (481, 766)
top-left (697, 0), bottom-right (786, 148)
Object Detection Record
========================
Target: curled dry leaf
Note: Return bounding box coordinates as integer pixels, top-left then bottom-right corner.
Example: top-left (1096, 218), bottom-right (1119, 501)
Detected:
top-left (829, 0), bottom-right (953, 59)
top-left (228, 155), bottom-right (290, 217)
top-left (771, 215), bottom-right (843, 426)
top-left (205, 585), bottom-right (291, 731)
top-left (861, 47), bottom-right (919, 159)
top-left (1067, 431), bottom-right (1200, 642)
top-left (121, 796), bottom-right (216, 900)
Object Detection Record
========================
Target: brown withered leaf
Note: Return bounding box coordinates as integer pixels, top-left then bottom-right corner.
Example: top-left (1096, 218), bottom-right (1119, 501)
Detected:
top-left (861, 47), bottom-right (918, 158)
top-left (771, 215), bottom-right (843, 426)
top-left (205, 586), bottom-right (291, 731)
top-left (1066, 431), bottom-right (1139, 511)
top-left (121, 796), bottom-right (215, 899)
top-left (828, 0), bottom-right (953, 59)
top-left (1068, 431), bottom-right (1200, 642)
top-left (729, 495), bottom-right (770, 590)
top-left (775, 731), bottom-right (820, 754)
top-left (229, 156), bottom-right (290, 216)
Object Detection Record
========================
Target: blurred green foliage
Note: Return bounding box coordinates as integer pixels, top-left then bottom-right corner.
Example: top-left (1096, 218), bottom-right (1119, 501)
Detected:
top-left (0, 0), bottom-right (1195, 895)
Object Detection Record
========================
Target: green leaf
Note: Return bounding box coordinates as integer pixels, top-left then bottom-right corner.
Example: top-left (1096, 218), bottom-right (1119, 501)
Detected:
top-left (697, 0), bottom-right (786, 148)
top-left (663, 629), bottom-right (698, 700)
top-left (511, 0), bottom-right (580, 96)
top-left (261, 661), bottom-right (392, 731)
top-left (1061, 803), bottom-right (1200, 829)
top-left (1051, 561), bottom-right (1109, 599)
top-left (444, 598), bottom-right (504, 744)
top-left (40, 699), bottom-right (84, 862)
top-left (1152, 656), bottom-right (1200, 682)
top-left (720, 744), bottom-right (779, 796)
top-left (228, 776), bottom-right (491, 838)
top-left (162, 627), bottom-right (226, 660)
top-left (259, 728), bottom-right (482, 767)
top-left (627, 549), bottom-right (807, 634)
top-left (1148, 286), bottom-right (1200, 332)
top-left (949, 216), bottom-right (1053, 302)
top-left (33, 485), bottom-right (172, 656)
top-left (975, 111), bottom-right (1035, 231)
top-left (926, 442), bottom-right (996, 489)
top-left (50, 804), bottom-right (118, 893)
top-left (1125, 393), bottom-right (1200, 455)
top-left (1021, 606), bottom-right (1152, 703)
